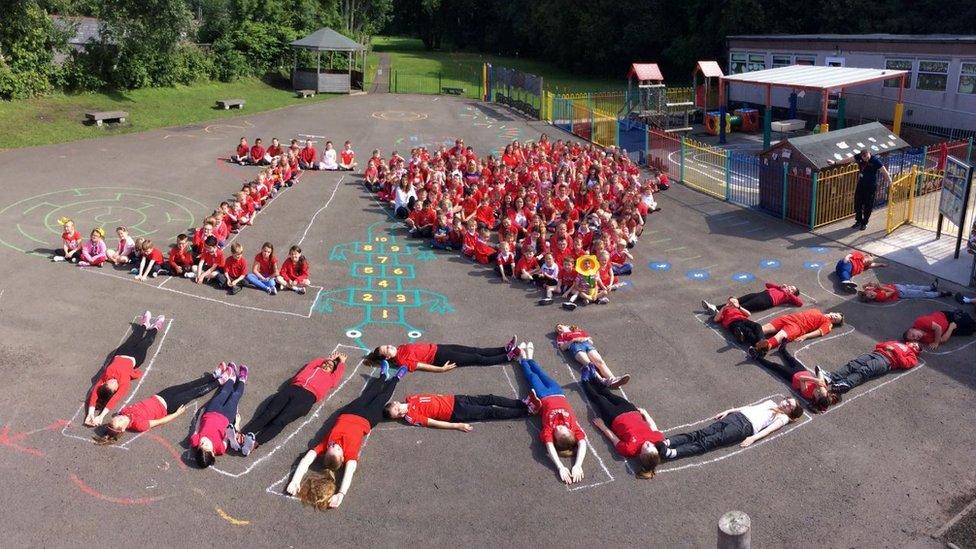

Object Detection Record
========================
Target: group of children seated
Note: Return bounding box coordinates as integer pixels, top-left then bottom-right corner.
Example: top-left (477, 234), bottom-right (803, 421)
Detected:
top-left (51, 140), bottom-right (320, 295)
top-left (231, 136), bottom-right (357, 172)
top-left (366, 135), bottom-right (668, 309)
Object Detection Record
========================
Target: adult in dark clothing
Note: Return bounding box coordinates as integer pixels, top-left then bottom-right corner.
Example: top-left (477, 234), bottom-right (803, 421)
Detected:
top-left (852, 150), bottom-right (892, 230)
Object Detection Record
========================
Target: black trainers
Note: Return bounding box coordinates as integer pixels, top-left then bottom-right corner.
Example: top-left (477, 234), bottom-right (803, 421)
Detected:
top-left (955, 292), bottom-right (969, 305)
top-left (702, 300), bottom-right (719, 316)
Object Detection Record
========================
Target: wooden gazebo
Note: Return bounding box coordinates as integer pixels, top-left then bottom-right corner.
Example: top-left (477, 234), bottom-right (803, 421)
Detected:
top-left (290, 28), bottom-right (367, 93)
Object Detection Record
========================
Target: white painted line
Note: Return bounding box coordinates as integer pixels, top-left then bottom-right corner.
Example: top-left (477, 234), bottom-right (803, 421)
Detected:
top-left (297, 176), bottom-right (344, 246)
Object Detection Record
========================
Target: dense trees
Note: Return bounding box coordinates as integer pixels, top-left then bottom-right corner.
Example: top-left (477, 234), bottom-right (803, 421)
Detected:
top-left (0, 0), bottom-right (391, 98)
top-left (386, 0), bottom-right (976, 80)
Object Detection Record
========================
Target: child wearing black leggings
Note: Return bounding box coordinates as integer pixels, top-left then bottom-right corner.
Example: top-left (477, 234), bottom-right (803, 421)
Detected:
top-left (85, 312), bottom-right (166, 427)
top-left (287, 366), bottom-right (407, 509)
top-left (582, 375), bottom-right (664, 479)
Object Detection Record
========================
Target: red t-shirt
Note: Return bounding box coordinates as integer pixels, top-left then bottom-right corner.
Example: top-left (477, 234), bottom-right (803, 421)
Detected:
top-left (791, 371), bottom-right (820, 401)
top-left (87, 355), bottom-right (141, 410)
top-left (538, 395), bottom-right (586, 444)
top-left (515, 254), bottom-right (539, 274)
top-left (199, 249), bottom-right (225, 270)
top-left (250, 145), bottom-right (266, 162)
top-left (395, 343), bottom-right (438, 371)
top-left (873, 341), bottom-right (919, 369)
top-left (611, 410), bottom-right (663, 458)
top-left (62, 230), bottom-right (82, 251)
top-left (119, 395), bottom-right (166, 432)
top-left (556, 329), bottom-right (590, 345)
top-left (772, 309), bottom-right (832, 339)
top-left (313, 413), bottom-right (370, 461)
top-left (717, 306), bottom-right (749, 329)
top-left (340, 150), bottom-right (355, 165)
top-left (765, 283), bottom-right (803, 307)
top-left (849, 252), bottom-right (865, 276)
top-left (912, 312), bottom-right (950, 344)
top-left (291, 358), bottom-right (345, 401)
top-left (169, 246), bottom-right (193, 270)
top-left (404, 394), bottom-right (456, 426)
top-left (223, 255), bottom-right (247, 279)
top-left (253, 253), bottom-right (278, 277)
top-left (300, 147), bottom-right (317, 164)
top-left (190, 411), bottom-right (229, 456)
top-left (280, 258), bottom-right (309, 283)
top-left (870, 284), bottom-right (899, 302)
top-left (144, 248), bottom-right (164, 265)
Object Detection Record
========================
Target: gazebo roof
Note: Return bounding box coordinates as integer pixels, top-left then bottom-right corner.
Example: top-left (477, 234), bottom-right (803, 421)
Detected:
top-left (291, 28), bottom-right (365, 52)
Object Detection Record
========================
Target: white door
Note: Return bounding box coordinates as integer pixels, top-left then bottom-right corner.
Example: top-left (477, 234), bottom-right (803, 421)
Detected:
top-left (825, 57), bottom-right (845, 112)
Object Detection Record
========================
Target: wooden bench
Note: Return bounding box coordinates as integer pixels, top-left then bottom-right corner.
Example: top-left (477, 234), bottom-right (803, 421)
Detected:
top-left (296, 89), bottom-right (315, 98)
top-left (85, 111), bottom-right (128, 126)
top-left (216, 99), bottom-right (245, 110)
top-left (442, 87), bottom-right (465, 95)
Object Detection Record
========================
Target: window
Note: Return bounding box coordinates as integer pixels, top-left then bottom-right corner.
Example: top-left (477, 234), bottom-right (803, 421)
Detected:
top-left (794, 56), bottom-right (815, 66)
top-left (917, 60), bottom-right (949, 91)
top-left (730, 53), bottom-right (747, 74)
top-left (959, 62), bottom-right (976, 94)
top-left (772, 54), bottom-right (791, 68)
top-left (748, 54), bottom-right (766, 72)
top-left (884, 59), bottom-right (913, 88)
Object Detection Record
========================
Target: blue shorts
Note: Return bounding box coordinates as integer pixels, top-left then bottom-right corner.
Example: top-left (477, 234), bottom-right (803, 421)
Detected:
top-left (835, 260), bottom-right (853, 282)
top-left (568, 341), bottom-right (595, 355)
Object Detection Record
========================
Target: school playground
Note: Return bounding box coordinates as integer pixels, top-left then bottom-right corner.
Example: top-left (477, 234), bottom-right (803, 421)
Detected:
top-left (0, 91), bottom-right (973, 548)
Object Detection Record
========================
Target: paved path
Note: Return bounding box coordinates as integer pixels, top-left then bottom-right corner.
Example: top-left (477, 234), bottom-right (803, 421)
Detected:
top-left (369, 53), bottom-right (390, 94)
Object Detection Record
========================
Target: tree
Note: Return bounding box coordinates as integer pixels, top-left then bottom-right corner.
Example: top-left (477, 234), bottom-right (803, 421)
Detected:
top-left (0, 0), bottom-right (68, 98)
top-left (339, 0), bottom-right (392, 41)
top-left (95, 0), bottom-right (194, 87)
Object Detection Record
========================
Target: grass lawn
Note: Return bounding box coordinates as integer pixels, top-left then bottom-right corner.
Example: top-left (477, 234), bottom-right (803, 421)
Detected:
top-left (0, 78), bottom-right (335, 149)
top-left (368, 36), bottom-right (624, 95)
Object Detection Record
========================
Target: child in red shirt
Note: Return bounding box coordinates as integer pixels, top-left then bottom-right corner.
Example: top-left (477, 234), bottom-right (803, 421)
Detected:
top-left (222, 242), bottom-right (248, 295)
top-left (517, 348), bottom-right (587, 485)
top-left (339, 141), bottom-right (357, 170)
top-left (133, 239), bottom-right (165, 280)
top-left (84, 312), bottom-right (166, 426)
top-left (496, 242), bottom-right (516, 281)
top-left (753, 309), bottom-right (845, 355)
top-left (195, 236), bottom-right (225, 286)
top-left (277, 244), bottom-right (310, 294)
top-left (192, 364), bottom-right (249, 468)
top-left (94, 365), bottom-right (232, 445)
top-left (232, 137), bottom-right (249, 164)
top-left (168, 234), bottom-right (194, 277)
top-left (286, 371), bottom-right (405, 509)
top-left (246, 241), bottom-right (279, 295)
top-left (585, 376), bottom-right (663, 479)
top-left (239, 353), bottom-right (346, 456)
top-left (52, 218), bottom-right (83, 263)
top-left (384, 392), bottom-right (529, 431)
top-left (905, 309), bottom-right (976, 349)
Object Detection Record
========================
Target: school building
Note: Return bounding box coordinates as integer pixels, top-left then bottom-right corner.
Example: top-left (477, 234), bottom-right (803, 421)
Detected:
top-left (725, 34), bottom-right (976, 139)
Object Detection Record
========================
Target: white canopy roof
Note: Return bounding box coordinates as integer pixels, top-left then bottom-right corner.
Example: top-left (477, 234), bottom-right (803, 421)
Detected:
top-left (723, 65), bottom-right (908, 91)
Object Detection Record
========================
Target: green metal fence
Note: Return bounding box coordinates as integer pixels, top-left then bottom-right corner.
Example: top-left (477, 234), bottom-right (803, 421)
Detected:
top-left (390, 68), bottom-right (482, 100)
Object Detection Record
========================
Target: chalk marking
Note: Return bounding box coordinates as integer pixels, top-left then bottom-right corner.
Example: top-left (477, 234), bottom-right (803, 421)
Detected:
top-left (296, 176), bottom-right (344, 245)
top-left (215, 506), bottom-right (250, 526)
top-left (69, 472), bottom-right (165, 505)
top-left (118, 318), bottom-right (174, 449)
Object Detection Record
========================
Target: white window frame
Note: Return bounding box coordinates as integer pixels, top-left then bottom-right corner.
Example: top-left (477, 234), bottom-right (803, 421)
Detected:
top-left (958, 62), bottom-right (976, 94)
top-left (747, 53), bottom-right (766, 72)
top-left (884, 58), bottom-right (914, 89)
top-left (917, 59), bottom-right (949, 92)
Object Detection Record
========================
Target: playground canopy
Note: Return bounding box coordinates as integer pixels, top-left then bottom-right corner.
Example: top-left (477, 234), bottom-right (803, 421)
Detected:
top-left (695, 61), bottom-right (724, 78)
top-left (628, 63), bottom-right (663, 82)
top-left (723, 65), bottom-right (909, 92)
top-left (720, 64), bottom-right (910, 147)
top-left (289, 27), bottom-right (367, 93)
top-left (762, 121), bottom-right (909, 170)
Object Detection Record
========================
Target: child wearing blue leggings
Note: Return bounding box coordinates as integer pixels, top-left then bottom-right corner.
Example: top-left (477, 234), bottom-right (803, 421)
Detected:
top-left (517, 343), bottom-right (588, 485)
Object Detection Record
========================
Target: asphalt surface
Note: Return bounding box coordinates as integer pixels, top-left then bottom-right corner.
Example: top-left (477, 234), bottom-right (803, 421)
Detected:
top-left (0, 93), bottom-right (973, 547)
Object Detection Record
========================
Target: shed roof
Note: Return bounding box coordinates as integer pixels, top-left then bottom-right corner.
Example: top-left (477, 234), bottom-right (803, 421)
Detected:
top-left (764, 122), bottom-right (909, 170)
top-left (696, 61), bottom-right (724, 78)
top-left (291, 28), bottom-right (365, 51)
top-left (628, 63), bottom-right (663, 82)
top-left (723, 64), bottom-right (908, 92)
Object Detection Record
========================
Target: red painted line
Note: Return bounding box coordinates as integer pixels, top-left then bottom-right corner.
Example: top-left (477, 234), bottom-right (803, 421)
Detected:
top-left (145, 433), bottom-right (188, 470)
top-left (68, 472), bottom-right (164, 506)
